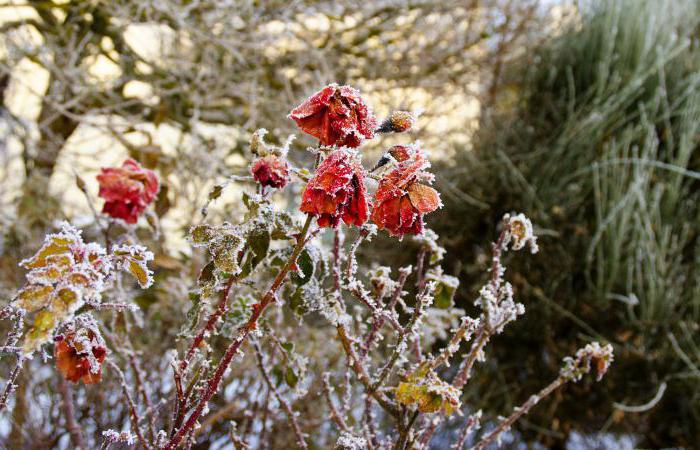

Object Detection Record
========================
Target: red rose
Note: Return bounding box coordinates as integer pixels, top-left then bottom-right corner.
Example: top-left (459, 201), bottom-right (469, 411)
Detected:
top-left (55, 330), bottom-right (107, 384)
top-left (251, 155), bottom-right (290, 189)
top-left (371, 150), bottom-right (441, 237)
top-left (97, 159), bottom-right (159, 224)
top-left (300, 149), bottom-right (369, 228)
top-left (289, 84), bottom-right (377, 148)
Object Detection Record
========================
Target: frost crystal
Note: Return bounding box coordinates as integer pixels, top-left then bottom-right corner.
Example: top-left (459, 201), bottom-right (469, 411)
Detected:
top-left (12, 222), bottom-right (153, 353)
top-left (335, 431), bottom-right (367, 450)
top-left (504, 213), bottom-right (539, 253)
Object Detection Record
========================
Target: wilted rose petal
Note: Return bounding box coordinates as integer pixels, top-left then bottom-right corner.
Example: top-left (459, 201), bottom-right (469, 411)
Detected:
top-left (300, 149), bottom-right (369, 228)
top-left (97, 159), bottom-right (159, 224)
top-left (371, 148), bottom-right (441, 237)
top-left (289, 84), bottom-right (377, 148)
top-left (55, 327), bottom-right (107, 384)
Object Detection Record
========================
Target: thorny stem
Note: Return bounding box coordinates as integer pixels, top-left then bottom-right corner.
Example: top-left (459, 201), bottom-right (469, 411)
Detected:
top-left (164, 214), bottom-right (314, 449)
top-left (0, 310), bottom-right (25, 413)
top-left (170, 275), bottom-right (238, 437)
top-left (128, 353), bottom-right (157, 442)
top-left (471, 376), bottom-right (566, 450)
top-left (58, 376), bottom-right (86, 450)
top-left (253, 341), bottom-right (308, 450)
top-left (322, 373), bottom-right (350, 433)
top-left (362, 268), bottom-right (410, 356)
top-left (180, 275), bottom-right (238, 373)
top-left (109, 361), bottom-right (152, 450)
top-left (372, 285), bottom-right (432, 391)
top-left (336, 324), bottom-right (401, 417)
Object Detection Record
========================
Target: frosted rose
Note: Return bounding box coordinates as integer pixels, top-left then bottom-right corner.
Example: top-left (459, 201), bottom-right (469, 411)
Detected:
top-left (55, 329), bottom-right (107, 384)
top-left (289, 84), bottom-right (377, 148)
top-left (251, 156), bottom-right (290, 189)
top-left (97, 159), bottom-right (159, 224)
top-left (300, 149), bottom-right (369, 228)
top-left (371, 150), bottom-right (441, 237)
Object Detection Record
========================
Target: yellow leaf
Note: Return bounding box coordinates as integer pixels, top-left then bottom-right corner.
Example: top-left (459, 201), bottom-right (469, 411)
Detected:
top-left (129, 260), bottom-right (151, 288)
top-left (21, 236), bottom-right (76, 270)
top-left (14, 285), bottom-right (55, 312)
top-left (23, 310), bottom-right (56, 353)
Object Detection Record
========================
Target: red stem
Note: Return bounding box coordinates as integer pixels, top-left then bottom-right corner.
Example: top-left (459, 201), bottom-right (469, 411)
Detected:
top-left (164, 215), bottom-right (313, 449)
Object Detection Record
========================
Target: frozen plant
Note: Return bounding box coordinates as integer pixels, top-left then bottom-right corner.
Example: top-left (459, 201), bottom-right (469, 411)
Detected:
top-left (0, 84), bottom-right (612, 449)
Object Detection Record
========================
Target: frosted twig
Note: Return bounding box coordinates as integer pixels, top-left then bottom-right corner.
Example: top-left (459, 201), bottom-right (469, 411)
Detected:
top-left (254, 341), bottom-right (308, 450)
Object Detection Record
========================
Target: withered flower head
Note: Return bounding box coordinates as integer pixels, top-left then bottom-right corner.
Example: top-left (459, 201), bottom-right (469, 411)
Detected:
top-left (55, 320), bottom-right (107, 384)
top-left (251, 156), bottom-right (290, 189)
top-left (300, 149), bottom-right (369, 228)
top-left (371, 147), bottom-right (441, 237)
top-left (289, 84), bottom-right (377, 148)
top-left (97, 159), bottom-right (159, 224)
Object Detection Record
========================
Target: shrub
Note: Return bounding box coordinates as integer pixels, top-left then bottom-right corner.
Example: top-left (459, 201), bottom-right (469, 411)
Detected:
top-left (0, 85), bottom-right (611, 449)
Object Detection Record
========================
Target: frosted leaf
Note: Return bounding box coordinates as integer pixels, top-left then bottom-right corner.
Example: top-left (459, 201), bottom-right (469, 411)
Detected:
top-left (112, 244), bottom-right (155, 288)
top-left (395, 367), bottom-right (461, 414)
top-left (560, 342), bottom-right (614, 382)
top-left (411, 228), bottom-right (446, 264)
top-left (503, 213), bottom-right (539, 253)
top-left (12, 223), bottom-right (153, 354)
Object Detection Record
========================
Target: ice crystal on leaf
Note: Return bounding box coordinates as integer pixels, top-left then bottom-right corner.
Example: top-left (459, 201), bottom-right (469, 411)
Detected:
top-left (54, 314), bottom-right (107, 384)
top-left (560, 342), bottom-right (614, 382)
top-left (395, 366), bottom-right (461, 414)
top-left (503, 213), bottom-right (538, 253)
top-left (12, 223), bottom-right (154, 354)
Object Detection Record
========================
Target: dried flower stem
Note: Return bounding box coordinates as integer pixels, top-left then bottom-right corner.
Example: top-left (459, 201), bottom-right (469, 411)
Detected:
top-left (322, 373), bottom-right (350, 433)
top-left (165, 214), bottom-right (314, 450)
top-left (472, 376), bottom-right (566, 450)
top-left (108, 361), bottom-right (152, 450)
top-left (58, 376), bottom-right (86, 450)
top-left (253, 341), bottom-right (308, 450)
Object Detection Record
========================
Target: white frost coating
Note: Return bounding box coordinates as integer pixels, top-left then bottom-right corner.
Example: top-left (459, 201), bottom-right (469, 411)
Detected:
top-left (335, 431), bottom-right (367, 450)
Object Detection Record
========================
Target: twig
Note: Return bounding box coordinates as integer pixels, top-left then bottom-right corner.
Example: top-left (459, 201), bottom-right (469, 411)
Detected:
top-left (471, 376), bottom-right (566, 450)
top-left (58, 377), bottom-right (86, 450)
top-left (253, 341), bottom-right (308, 450)
top-left (108, 361), bottom-right (152, 450)
top-left (322, 372), bottom-right (350, 433)
top-left (164, 215), bottom-right (314, 450)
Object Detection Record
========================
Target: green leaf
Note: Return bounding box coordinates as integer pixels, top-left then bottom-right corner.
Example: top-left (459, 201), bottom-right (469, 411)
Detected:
top-left (290, 250), bottom-right (314, 286)
top-left (285, 366), bottom-right (299, 388)
top-left (281, 342), bottom-right (294, 354)
top-left (248, 230), bottom-right (270, 269)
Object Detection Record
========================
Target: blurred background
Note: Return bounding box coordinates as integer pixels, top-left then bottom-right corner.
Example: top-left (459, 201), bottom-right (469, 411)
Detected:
top-left (1, 0), bottom-right (698, 448)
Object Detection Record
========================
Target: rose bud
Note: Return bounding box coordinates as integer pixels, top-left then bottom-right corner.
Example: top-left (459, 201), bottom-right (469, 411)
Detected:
top-left (251, 155), bottom-right (290, 189)
top-left (376, 111), bottom-right (416, 134)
